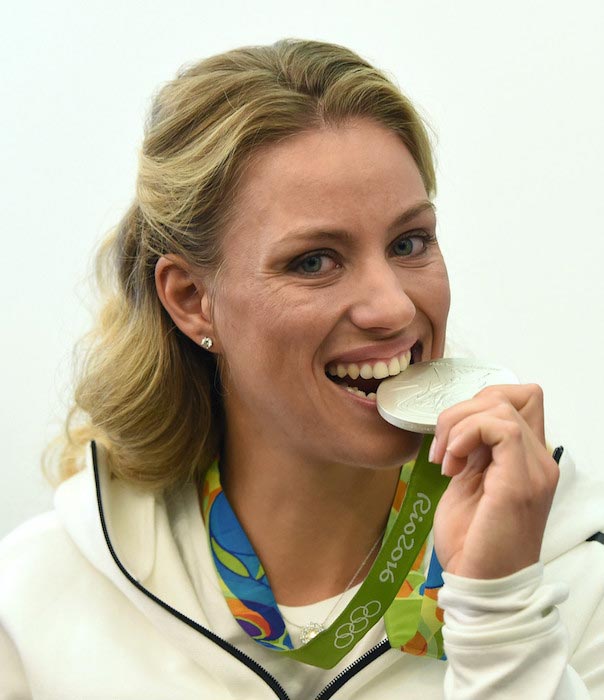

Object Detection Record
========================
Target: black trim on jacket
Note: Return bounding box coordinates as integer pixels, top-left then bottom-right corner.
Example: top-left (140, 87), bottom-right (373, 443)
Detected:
top-left (91, 441), bottom-right (393, 700)
top-left (91, 441), bottom-right (600, 699)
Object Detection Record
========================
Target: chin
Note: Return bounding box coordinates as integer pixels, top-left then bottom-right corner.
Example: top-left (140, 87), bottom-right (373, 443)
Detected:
top-left (344, 428), bottom-right (423, 471)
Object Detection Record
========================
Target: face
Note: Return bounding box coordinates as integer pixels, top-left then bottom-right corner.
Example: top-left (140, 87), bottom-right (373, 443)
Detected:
top-left (208, 118), bottom-right (450, 471)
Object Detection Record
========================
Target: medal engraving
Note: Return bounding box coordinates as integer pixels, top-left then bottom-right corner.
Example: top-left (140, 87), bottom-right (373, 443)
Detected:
top-left (377, 358), bottom-right (519, 433)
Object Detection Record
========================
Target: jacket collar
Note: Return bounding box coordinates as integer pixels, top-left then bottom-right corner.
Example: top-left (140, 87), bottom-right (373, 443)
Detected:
top-left (54, 441), bottom-right (604, 579)
top-left (54, 441), bottom-right (157, 582)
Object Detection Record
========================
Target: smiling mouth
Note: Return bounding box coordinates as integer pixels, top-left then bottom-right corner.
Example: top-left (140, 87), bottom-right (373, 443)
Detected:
top-left (325, 341), bottom-right (422, 400)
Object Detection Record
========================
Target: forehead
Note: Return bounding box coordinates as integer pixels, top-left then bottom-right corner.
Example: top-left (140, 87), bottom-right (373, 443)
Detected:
top-left (226, 118), bottom-right (429, 238)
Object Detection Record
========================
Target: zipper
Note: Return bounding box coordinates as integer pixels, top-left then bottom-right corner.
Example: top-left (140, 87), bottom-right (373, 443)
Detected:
top-left (314, 639), bottom-right (391, 699)
top-left (92, 442), bottom-right (290, 700)
top-left (92, 441), bottom-right (390, 700)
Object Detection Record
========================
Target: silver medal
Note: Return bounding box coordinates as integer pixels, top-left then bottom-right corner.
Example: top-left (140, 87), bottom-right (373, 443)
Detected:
top-left (376, 357), bottom-right (519, 434)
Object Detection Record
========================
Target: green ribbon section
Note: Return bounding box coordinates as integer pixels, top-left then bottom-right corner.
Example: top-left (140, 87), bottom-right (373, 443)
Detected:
top-left (283, 434), bottom-right (450, 668)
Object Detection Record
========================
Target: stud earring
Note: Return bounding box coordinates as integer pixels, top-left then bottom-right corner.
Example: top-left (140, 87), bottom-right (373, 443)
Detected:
top-left (200, 336), bottom-right (213, 351)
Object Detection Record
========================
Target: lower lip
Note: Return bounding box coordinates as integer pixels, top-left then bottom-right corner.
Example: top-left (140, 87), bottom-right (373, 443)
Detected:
top-left (328, 379), bottom-right (379, 408)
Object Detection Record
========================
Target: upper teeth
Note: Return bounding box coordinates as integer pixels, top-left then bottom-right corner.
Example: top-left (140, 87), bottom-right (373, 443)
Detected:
top-left (326, 350), bottom-right (412, 380)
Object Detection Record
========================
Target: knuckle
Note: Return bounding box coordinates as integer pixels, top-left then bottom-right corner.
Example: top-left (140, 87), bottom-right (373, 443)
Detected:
top-left (447, 424), bottom-right (463, 445)
top-left (477, 386), bottom-right (504, 401)
top-left (435, 412), bottom-right (449, 431)
top-left (496, 401), bottom-right (515, 418)
top-left (545, 457), bottom-right (561, 487)
top-left (435, 410), bottom-right (454, 435)
top-left (535, 475), bottom-right (552, 498)
top-left (504, 479), bottom-right (534, 507)
top-left (494, 391), bottom-right (512, 409)
top-left (534, 455), bottom-right (560, 494)
top-left (505, 421), bottom-right (523, 440)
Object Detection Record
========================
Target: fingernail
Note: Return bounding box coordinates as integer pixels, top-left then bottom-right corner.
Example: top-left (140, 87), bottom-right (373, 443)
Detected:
top-left (441, 451), bottom-right (451, 476)
top-left (428, 437), bottom-right (438, 463)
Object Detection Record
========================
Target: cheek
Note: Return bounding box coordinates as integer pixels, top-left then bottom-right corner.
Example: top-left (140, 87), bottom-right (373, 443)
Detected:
top-left (213, 280), bottom-right (336, 383)
top-left (427, 264), bottom-right (451, 353)
top-left (408, 261), bottom-right (450, 353)
top-left (435, 273), bottom-right (451, 320)
top-left (423, 260), bottom-right (451, 319)
top-left (404, 264), bottom-right (449, 303)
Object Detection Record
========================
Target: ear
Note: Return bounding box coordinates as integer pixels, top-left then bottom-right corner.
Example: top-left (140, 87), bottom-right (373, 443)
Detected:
top-left (155, 255), bottom-right (217, 350)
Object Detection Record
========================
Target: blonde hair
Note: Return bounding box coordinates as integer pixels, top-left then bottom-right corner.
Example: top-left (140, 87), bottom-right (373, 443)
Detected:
top-left (45, 38), bottom-right (437, 492)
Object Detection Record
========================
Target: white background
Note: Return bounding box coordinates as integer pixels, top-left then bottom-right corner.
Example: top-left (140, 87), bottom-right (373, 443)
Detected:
top-left (1, 0), bottom-right (603, 537)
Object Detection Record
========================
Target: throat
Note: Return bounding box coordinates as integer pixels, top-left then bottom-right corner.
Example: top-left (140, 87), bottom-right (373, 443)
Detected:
top-left (217, 432), bottom-right (403, 606)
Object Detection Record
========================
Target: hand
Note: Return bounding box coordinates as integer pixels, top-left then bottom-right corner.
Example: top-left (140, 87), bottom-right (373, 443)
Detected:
top-left (429, 384), bottom-right (559, 579)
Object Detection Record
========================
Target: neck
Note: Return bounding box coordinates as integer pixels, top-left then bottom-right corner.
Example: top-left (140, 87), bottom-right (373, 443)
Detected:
top-left (218, 436), bottom-right (403, 606)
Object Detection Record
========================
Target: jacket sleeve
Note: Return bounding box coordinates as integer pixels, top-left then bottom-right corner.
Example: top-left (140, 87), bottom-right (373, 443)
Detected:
top-left (568, 576), bottom-right (604, 695)
top-left (438, 563), bottom-right (595, 699)
top-left (0, 622), bottom-right (32, 700)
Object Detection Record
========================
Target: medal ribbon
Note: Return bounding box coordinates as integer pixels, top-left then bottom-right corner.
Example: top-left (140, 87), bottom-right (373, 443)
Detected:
top-left (202, 434), bottom-right (450, 669)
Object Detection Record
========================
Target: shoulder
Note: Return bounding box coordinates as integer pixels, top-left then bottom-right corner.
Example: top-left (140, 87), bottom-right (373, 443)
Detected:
top-left (541, 446), bottom-right (604, 562)
top-left (0, 511), bottom-right (81, 584)
top-left (0, 510), bottom-right (94, 612)
top-left (0, 509), bottom-right (77, 567)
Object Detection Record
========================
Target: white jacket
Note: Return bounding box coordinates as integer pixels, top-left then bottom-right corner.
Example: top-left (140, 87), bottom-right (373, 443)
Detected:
top-left (1, 442), bottom-right (603, 700)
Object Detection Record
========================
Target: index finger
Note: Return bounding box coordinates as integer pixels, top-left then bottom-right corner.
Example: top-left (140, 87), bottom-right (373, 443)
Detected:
top-left (430, 383), bottom-right (546, 463)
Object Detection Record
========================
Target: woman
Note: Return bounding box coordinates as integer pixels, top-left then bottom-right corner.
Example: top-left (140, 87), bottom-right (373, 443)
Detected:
top-left (1, 38), bottom-right (603, 699)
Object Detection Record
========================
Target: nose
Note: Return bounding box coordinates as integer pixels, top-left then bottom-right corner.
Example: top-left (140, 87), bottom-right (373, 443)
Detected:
top-left (348, 260), bottom-right (416, 333)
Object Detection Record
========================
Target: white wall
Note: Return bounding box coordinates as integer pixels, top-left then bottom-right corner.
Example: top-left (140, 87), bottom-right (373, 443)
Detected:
top-left (2, 0), bottom-right (603, 537)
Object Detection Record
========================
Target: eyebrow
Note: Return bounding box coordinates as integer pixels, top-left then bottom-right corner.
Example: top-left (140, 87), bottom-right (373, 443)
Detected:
top-left (276, 200), bottom-right (436, 246)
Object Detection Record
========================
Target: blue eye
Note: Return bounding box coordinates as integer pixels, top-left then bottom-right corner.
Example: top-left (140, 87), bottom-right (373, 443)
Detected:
top-left (299, 255), bottom-right (324, 273)
top-left (392, 232), bottom-right (432, 257)
top-left (393, 239), bottom-right (415, 256)
top-left (294, 251), bottom-right (338, 275)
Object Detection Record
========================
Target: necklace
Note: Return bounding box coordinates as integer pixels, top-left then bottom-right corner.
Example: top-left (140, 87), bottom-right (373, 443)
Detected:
top-left (201, 447), bottom-right (449, 666)
top-left (280, 528), bottom-right (386, 646)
